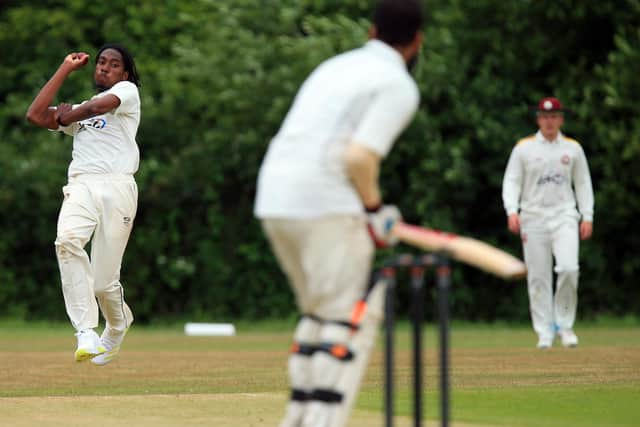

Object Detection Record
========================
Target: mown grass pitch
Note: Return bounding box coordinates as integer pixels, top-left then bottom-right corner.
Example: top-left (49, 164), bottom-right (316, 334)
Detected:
top-left (1, 319), bottom-right (638, 426)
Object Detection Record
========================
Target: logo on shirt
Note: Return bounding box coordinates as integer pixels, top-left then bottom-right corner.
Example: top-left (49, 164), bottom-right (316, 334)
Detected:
top-left (537, 172), bottom-right (566, 186)
top-left (561, 154), bottom-right (570, 165)
top-left (77, 118), bottom-right (107, 133)
top-left (87, 118), bottom-right (107, 129)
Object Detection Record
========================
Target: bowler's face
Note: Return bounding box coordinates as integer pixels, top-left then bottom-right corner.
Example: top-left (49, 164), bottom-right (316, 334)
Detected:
top-left (536, 112), bottom-right (564, 140)
top-left (94, 48), bottom-right (129, 92)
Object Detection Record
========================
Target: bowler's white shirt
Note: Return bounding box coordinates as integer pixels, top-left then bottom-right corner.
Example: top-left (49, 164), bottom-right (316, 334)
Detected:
top-left (58, 81), bottom-right (141, 177)
top-left (502, 131), bottom-right (594, 221)
top-left (255, 40), bottom-right (420, 219)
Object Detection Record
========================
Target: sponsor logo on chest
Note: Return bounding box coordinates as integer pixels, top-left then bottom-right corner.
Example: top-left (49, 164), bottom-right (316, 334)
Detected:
top-left (78, 117), bottom-right (107, 133)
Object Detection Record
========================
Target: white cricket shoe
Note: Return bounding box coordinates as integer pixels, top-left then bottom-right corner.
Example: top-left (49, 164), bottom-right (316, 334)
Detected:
top-left (536, 335), bottom-right (553, 349)
top-left (74, 329), bottom-right (106, 362)
top-left (559, 329), bottom-right (578, 347)
top-left (91, 327), bottom-right (129, 366)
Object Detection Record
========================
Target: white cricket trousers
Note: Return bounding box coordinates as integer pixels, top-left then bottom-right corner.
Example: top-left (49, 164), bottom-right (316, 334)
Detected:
top-left (55, 174), bottom-right (137, 334)
top-left (262, 215), bottom-right (376, 427)
top-left (520, 212), bottom-right (580, 339)
top-left (262, 215), bottom-right (373, 318)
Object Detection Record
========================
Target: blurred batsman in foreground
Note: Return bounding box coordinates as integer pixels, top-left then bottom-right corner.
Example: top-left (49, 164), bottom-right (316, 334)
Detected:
top-left (26, 44), bottom-right (141, 365)
top-left (502, 97), bottom-right (594, 349)
top-left (254, 1), bottom-right (423, 426)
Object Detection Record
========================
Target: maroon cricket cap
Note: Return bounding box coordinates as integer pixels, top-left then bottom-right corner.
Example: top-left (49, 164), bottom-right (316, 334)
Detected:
top-left (536, 97), bottom-right (564, 112)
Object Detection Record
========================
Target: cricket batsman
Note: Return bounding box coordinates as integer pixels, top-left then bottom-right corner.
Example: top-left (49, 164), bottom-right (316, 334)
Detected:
top-left (254, 1), bottom-right (424, 425)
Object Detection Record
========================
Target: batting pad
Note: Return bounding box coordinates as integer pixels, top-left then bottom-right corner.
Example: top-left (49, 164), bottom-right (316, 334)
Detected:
top-left (332, 278), bottom-right (386, 427)
top-left (301, 279), bottom-right (387, 427)
top-left (279, 316), bottom-right (322, 427)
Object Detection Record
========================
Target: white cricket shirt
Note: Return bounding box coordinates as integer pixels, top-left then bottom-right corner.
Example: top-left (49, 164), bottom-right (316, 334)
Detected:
top-left (58, 81), bottom-right (141, 177)
top-left (254, 40), bottom-right (420, 219)
top-left (502, 131), bottom-right (594, 221)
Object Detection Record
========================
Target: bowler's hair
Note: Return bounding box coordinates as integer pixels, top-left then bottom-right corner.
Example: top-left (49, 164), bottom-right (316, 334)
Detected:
top-left (373, 0), bottom-right (424, 46)
top-left (96, 43), bottom-right (141, 87)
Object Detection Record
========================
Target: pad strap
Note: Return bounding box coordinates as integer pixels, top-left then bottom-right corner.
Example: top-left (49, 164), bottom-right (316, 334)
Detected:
top-left (290, 342), bottom-right (354, 361)
top-left (310, 388), bottom-right (343, 404)
top-left (290, 388), bottom-right (310, 402)
top-left (289, 388), bottom-right (344, 404)
top-left (290, 342), bottom-right (315, 356)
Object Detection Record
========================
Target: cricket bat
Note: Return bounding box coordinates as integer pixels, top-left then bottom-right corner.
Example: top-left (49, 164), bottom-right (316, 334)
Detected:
top-left (391, 222), bottom-right (526, 280)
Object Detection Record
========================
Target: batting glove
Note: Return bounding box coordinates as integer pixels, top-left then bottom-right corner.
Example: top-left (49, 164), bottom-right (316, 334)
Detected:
top-left (366, 204), bottom-right (402, 248)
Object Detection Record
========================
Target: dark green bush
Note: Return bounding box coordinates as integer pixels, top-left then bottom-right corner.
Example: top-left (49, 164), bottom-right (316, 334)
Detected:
top-left (1, 0), bottom-right (637, 322)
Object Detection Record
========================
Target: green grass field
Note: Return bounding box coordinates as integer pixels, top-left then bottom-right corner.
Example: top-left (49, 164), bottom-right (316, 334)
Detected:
top-left (1, 319), bottom-right (638, 426)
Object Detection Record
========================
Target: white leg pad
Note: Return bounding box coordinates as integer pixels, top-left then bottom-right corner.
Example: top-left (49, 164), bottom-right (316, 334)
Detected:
top-left (302, 279), bottom-right (387, 427)
top-left (332, 279), bottom-right (386, 427)
top-left (302, 322), bottom-right (351, 427)
top-left (280, 316), bottom-right (321, 427)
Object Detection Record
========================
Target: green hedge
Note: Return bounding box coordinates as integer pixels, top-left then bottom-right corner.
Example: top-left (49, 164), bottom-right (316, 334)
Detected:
top-left (1, 0), bottom-right (638, 322)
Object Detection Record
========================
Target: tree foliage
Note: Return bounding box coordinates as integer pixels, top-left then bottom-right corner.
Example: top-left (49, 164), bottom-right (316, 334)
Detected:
top-left (1, 0), bottom-right (638, 322)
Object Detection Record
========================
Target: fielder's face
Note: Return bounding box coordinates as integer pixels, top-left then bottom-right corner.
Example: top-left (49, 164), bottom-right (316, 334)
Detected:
top-left (94, 48), bottom-right (129, 92)
top-left (536, 111), bottom-right (564, 140)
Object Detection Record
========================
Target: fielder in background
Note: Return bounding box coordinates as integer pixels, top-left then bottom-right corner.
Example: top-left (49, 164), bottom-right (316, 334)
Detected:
top-left (254, 1), bottom-right (423, 425)
top-left (26, 44), bottom-right (141, 365)
top-left (502, 97), bottom-right (594, 349)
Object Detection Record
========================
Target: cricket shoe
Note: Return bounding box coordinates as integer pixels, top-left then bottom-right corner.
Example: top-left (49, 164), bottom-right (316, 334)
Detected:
top-left (558, 329), bottom-right (578, 347)
top-left (91, 327), bottom-right (129, 366)
top-left (536, 335), bottom-right (553, 349)
top-left (75, 329), bottom-right (106, 362)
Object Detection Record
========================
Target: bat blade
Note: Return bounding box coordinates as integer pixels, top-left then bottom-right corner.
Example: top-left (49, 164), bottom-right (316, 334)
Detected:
top-left (392, 222), bottom-right (526, 280)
